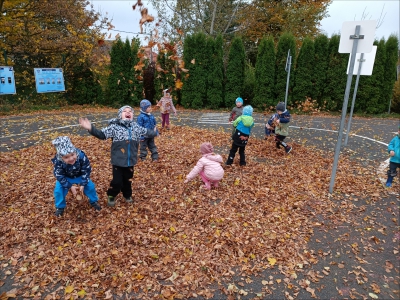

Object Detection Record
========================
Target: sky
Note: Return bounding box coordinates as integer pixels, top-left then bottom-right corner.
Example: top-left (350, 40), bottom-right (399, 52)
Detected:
top-left (88, 0), bottom-right (399, 42)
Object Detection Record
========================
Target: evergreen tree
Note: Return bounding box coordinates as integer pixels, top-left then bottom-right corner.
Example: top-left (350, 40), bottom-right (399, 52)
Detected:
top-left (322, 34), bottom-right (349, 111)
top-left (243, 62), bottom-right (255, 106)
top-left (153, 46), bottom-right (176, 103)
top-left (312, 34), bottom-right (329, 105)
top-left (275, 32), bottom-right (296, 105)
top-left (107, 38), bottom-right (135, 107)
top-left (383, 35), bottom-right (399, 112)
top-left (225, 36), bottom-right (246, 107)
top-left (206, 34), bottom-right (224, 109)
top-left (181, 32), bottom-right (208, 108)
top-left (292, 37), bottom-right (315, 105)
top-left (131, 38), bottom-right (143, 106)
top-left (70, 65), bottom-right (103, 105)
top-left (252, 37), bottom-right (275, 109)
top-left (355, 39), bottom-right (386, 113)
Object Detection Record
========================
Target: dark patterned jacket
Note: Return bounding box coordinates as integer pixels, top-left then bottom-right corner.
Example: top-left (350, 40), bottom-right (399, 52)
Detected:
top-left (89, 118), bottom-right (157, 167)
top-left (51, 149), bottom-right (91, 189)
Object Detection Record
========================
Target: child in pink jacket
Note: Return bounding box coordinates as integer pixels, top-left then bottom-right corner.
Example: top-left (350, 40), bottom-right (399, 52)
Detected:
top-left (184, 142), bottom-right (224, 190)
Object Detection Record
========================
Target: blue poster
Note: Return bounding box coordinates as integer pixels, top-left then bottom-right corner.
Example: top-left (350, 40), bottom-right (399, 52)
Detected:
top-left (0, 66), bottom-right (16, 95)
top-left (34, 68), bottom-right (65, 93)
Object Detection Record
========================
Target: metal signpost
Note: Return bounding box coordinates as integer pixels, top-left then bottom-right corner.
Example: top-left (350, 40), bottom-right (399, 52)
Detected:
top-left (329, 20), bottom-right (376, 194)
top-left (284, 49), bottom-right (292, 110)
top-left (344, 46), bottom-right (377, 146)
top-left (0, 66), bottom-right (16, 95)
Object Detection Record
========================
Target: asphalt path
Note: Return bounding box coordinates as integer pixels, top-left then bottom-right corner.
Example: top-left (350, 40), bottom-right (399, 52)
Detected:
top-left (0, 110), bottom-right (399, 299)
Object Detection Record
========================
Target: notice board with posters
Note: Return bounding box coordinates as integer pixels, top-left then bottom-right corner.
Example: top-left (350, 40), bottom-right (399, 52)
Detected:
top-left (34, 68), bottom-right (65, 93)
top-left (0, 66), bottom-right (16, 95)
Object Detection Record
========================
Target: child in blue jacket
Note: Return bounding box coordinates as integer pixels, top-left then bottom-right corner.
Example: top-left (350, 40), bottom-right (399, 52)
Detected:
top-left (137, 99), bottom-right (159, 162)
top-left (226, 105), bottom-right (255, 166)
top-left (51, 136), bottom-right (101, 217)
top-left (386, 125), bottom-right (400, 187)
top-left (265, 102), bottom-right (292, 154)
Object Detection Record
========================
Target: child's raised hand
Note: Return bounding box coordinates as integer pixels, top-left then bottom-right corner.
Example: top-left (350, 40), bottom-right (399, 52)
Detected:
top-left (79, 117), bottom-right (92, 131)
top-left (390, 150), bottom-right (395, 157)
top-left (184, 179), bottom-right (188, 183)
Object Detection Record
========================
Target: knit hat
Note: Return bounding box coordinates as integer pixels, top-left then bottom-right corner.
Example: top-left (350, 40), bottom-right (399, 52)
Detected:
top-left (276, 102), bottom-right (285, 112)
top-left (243, 105), bottom-right (253, 116)
top-left (236, 97), bottom-right (243, 104)
top-left (163, 88), bottom-right (170, 97)
top-left (200, 142), bottom-right (213, 155)
top-left (52, 136), bottom-right (76, 157)
top-left (140, 99), bottom-right (151, 112)
top-left (118, 105), bottom-right (133, 119)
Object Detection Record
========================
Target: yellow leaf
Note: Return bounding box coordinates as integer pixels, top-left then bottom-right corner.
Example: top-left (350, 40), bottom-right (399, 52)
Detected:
top-left (65, 286), bottom-right (74, 294)
top-left (77, 289), bottom-right (86, 298)
top-left (268, 257), bottom-right (277, 266)
top-left (234, 178), bottom-right (240, 185)
top-left (170, 226), bottom-right (176, 232)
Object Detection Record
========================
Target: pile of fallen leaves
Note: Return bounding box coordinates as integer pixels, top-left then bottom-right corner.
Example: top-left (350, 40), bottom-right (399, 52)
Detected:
top-left (0, 126), bottom-right (388, 299)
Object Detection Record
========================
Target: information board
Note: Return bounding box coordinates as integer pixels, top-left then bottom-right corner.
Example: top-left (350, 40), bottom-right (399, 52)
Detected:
top-left (0, 66), bottom-right (16, 95)
top-left (34, 68), bottom-right (65, 93)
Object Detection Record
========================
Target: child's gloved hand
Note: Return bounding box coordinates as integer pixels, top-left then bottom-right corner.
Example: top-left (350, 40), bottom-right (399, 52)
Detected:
top-left (71, 185), bottom-right (78, 196)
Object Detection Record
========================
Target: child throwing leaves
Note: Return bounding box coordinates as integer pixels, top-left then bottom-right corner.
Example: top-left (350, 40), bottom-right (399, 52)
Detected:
top-left (157, 88), bottom-right (177, 130)
top-left (265, 102), bottom-right (292, 154)
top-left (51, 136), bottom-right (101, 217)
top-left (184, 142), bottom-right (224, 190)
top-left (79, 105), bottom-right (158, 207)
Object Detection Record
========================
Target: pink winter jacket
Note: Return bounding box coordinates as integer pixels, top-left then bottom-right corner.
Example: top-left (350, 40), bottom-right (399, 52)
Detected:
top-left (186, 153), bottom-right (224, 181)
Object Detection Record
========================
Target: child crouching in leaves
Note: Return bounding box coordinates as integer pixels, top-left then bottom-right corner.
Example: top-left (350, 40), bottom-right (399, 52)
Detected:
top-left (51, 136), bottom-right (101, 217)
top-left (184, 142), bottom-right (224, 190)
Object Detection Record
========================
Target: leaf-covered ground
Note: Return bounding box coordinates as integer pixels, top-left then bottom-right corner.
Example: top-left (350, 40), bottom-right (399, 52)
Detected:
top-left (0, 125), bottom-right (398, 299)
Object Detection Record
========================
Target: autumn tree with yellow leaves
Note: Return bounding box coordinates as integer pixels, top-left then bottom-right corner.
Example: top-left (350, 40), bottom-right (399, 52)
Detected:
top-left (0, 0), bottom-right (111, 106)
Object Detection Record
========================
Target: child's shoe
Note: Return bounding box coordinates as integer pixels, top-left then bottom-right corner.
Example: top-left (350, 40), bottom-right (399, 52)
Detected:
top-left (54, 208), bottom-right (64, 217)
top-left (203, 182), bottom-right (211, 190)
top-left (385, 182), bottom-right (392, 187)
top-left (213, 181), bottom-right (219, 188)
top-left (285, 146), bottom-right (292, 154)
top-left (90, 202), bottom-right (102, 211)
top-left (107, 196), bottom-right (116, 207)
top-left (276, 142), bottom-right (281, 149)
top-left (124, 196), bottom-right (133, 203)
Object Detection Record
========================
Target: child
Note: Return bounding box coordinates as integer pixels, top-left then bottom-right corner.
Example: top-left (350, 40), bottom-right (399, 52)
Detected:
top-left (137, 99), bottom-right (159, 162)
top-left (226, 105), bottom-right (255, 166)
top-left (79, 105), bottom-right (158, 207)
top-left (184, 142), bottom-right (224, 190)
top-left (229, 97), bottom-right (244, 122)
top-left (386, 125), bottom-right (400, 187)
top-left (51, 136), bottom-right (101, 217)
top-left (157, 88), bottom-right (177, 130)
top-left (265, 102), bottom-right (292, 154)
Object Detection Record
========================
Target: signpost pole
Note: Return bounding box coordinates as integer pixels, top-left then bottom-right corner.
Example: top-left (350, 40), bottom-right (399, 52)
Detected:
top-left (344, 53), bottom-right (364, 146)
top-left (329, 25), bottom-right (362, 194)
top-left (284, 50), bottom-right (292, 110)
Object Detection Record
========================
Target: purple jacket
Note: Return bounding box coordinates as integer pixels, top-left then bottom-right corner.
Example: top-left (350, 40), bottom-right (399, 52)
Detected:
top-left (186, 154), bottom-right (224, 181)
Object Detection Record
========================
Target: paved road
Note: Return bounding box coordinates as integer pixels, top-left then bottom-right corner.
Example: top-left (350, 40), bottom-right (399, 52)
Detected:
top-left (0, 110), bottom-right (399, 299)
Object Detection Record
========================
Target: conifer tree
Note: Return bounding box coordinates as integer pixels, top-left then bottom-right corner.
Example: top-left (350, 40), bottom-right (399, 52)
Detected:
top-left (131, 38), bottom-right (143, 106)
top-left (383, 35), bottom-right (399, 112)
top-left (312, 34), bottom-right (329, 106)
top-left (243, 62), bottom-right (255, 105)
top-left (206, 34), bottom-right (224, 108)
top-left (355, 39), bottom-right (386, 113)
top-left (225, 36), bottom-right (246, 107)
top-left (275, 32), bottom-right (296, 105)
top-left (107, 38), bottom-right (135, 106)
top-left (181, 32), bottom-right (208, 108)
top-left (252, 37), bottom-right (275, 108)
top-left (70, 65), bottom-right (103, 105)
top-left (154, 46), bottom-right (176, 103)
top-left (322, 34), bottom-right (349, 111)
top-left (292, 37), bottom-right (315, 105)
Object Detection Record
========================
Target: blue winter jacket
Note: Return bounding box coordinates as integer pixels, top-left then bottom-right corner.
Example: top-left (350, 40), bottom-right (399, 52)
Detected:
top-left (51, 149), bottom-right (91, 189)
top-left (388, 134), bottom-right (400, 164)
top-left (137, 110), bottom-right (157, 139)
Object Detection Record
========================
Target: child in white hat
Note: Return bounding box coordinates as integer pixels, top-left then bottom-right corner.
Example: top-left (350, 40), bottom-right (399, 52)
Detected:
top-left (157, 88), bottom-right (177, 130)
top-left (51, 136), bottom-right (101, 217)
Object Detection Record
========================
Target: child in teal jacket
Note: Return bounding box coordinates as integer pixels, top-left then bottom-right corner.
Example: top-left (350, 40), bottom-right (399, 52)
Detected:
top-left (386, 125), bottom-right (400, 187)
